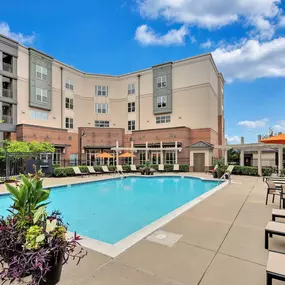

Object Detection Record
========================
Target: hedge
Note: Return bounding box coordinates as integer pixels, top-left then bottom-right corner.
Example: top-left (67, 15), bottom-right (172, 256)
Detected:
top-left (280, 169), bottom-right (285, 177)
top-left (54, 164), bottom-right (190, 177)
top-left (216, 165), bottom-right (274, 177)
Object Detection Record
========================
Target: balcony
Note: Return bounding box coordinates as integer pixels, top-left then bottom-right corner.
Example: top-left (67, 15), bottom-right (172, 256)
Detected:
top-left (2, 89), bottom-right (13, 99)
top-left (3, 62), bottom-right (13, 73)
top-left (0, 114), bottom-right (13, 124)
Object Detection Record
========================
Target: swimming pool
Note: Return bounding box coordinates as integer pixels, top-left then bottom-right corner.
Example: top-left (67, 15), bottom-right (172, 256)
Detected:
top-left (0, 176), bottom-right (225, 256)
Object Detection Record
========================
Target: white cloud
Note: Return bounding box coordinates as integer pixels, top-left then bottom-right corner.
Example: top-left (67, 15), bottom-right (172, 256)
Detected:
top-left (237, 118), bottom-right (269, 128)
top-left (135, 24), bottom-right (188, 45)
top-left (250, 16), bottom-right (275, 40)
top-left (225, 135), bottom-right (240, 143)
top-left (212, 37), bottom-right (285, 82)
top-left (0, 22), bottom-right (35, 44)
top-left (273, 120), bottom-right (285, 132)
top-left (200, 39), bottom-right (213, 49)
top-left (279, 16), bottom-right (285, 27)
top-left (137, 0), bottom-right (281, 35)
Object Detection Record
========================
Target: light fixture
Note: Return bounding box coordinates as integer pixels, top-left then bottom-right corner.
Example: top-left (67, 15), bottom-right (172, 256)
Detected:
top-left (62, 148), bottom-right (66, 154)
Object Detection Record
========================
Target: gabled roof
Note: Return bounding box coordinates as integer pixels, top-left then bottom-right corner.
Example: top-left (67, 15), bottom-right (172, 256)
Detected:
top-left (187, 141), bottom-right (214, 149)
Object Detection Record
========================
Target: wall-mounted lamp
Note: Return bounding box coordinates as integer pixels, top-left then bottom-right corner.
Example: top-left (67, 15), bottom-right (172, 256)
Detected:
top-left (22, 111), bottom-right (25, 114)
top-left (62, 148), bottom-right (66, 154)
top-left (53, 116), bottom-right (56, 119)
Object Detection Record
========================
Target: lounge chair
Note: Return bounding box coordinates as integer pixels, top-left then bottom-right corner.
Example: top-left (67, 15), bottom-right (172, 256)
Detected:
top-left (205, 164), bottom-right (218, 174)
top-left (158, 164), bottom-right (165, 172)
top-left (72, 167), bottom-right (89, 177)
top-left (102, 166), bottom-right (115, 174)
top-left (221, 165), bottom-right (235, 180)
top-left (265, 181), bottom-right (282, 206)
top-left (265, 221), bottom-right (285, 249)
top-left (130, 165), bottom-right (139, 172)
top-left (116, 165), bottom-right (124, 174)
top-left (173, 164), bottom-right (180, 172)
top-left (87, 166), bottom-right (102, 175)
top-left (266, 251), bottom-right (285, 285)
top-left (272, 209), bottom-right (285, 221)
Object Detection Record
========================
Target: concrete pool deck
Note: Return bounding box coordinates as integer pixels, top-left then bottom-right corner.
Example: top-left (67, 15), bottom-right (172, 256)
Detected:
top-left (2, 174), bottom-right (285, 284)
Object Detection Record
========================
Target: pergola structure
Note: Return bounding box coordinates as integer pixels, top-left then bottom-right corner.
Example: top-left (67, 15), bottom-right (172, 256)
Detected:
top-left (215, 142), bottom-right (283, 176)
top-left (111, 141), bottom-right (182, 165)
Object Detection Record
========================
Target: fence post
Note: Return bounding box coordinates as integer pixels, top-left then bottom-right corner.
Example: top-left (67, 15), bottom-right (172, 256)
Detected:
top-left (64, 159), bottom-right (66, 167)
top-left (5, 151), bottom-right (9, 181)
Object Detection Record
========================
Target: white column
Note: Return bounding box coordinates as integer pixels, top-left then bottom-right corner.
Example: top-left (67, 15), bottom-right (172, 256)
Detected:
top-left (175, 141), bottom-right (178, 164)
top-left (160, 142), bottom-right (163, 164)
top-left (116, 141), bottom-right (119, 165)
top-left (145, 142), bottom-right (148, 162)
top-left (240, 150), bottom-right (245, 166)
top-left (131, 141), bottom-right (134, 165)
top-left (278, 146), bottom-right (283, 175)
top-left (224, 149), bottom-right (228, 165)
top-left (258, 149), bottom-right (262, 177)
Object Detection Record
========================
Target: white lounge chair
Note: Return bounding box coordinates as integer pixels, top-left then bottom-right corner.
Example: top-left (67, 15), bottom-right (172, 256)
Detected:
top-left (130, 165), bottom-right (139, 172)
top-left (221, 165), bottom-right (235, 180)
top-left (116, 165), bottom-right (124, 174)
top-left (87, 166), bottom-right (102, 175)
top-left (173, 164), bottom-right (180, 172)
top-left (158, 164), bottom-right (165, 172)
top-left (72, 167), bottom-right (89, 177)
top-left (102, 166), bottom-right (115, 174)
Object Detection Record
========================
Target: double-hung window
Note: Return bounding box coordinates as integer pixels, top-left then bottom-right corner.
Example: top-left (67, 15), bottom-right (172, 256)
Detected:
top-left (128, 102), bottom-right (135, 113)
top-left (36, 88), bottom-right (48, 103)
top-left (95, 103), bottom-right (108, 114)
top-left (128, 120), bottom-right (135, 131)
top-left (157, 96), bottom-right (167, 108)
top-left (165, 152), bottom-right (176, 164)
top-left (157, 76), bottom-right (167, 88)
top-left (36, 65), bottom-right (47, 80)
top-left (65, 98), bottom-right (74, 109)
top-left (65, 117), bottom-right (74, 129)
top-left (66, 79), bottom-right (74, 90)
top-left (128, 84), bottom-right (135, 95)
top-left (95, 86), bottom-right (108, 96)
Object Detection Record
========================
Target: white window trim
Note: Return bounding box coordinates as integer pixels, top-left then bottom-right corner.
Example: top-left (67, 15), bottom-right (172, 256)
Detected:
top-left (66, 79), bottom-right (74, 90)
top-left (95, 85), bottom-right (108, 96)
top-left (95, 120), bottom-right (110, 128)
top-left (156, 115), bottom-right (171, 124)
top-left (65, 97), bottom-right (74, 109)
top-left (36, 65), bottom-right (47, 81)
top-left (157, 96), bottom-right (167, 108)
top-left (95, 103), bottom-right (108, 114)
top-left (157, 76), bottom-right (167, 88)
top-left (36, 88), bottom-right (48, 103)
top-left (128, 83), bottom-right (136, 95)
top-left (128, 120), bottom-right (136, 131)
top-left (65, 117), bottom-right (74, 129)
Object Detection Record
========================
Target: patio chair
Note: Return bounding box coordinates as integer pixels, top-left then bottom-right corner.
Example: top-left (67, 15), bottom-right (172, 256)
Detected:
top-left (265, 181), bottom-right (283, 206)
top-left (272, 209), bottom-right (285, 221)
top-left (158, 164), bottom-right (165, 172)
top-left (221, 165), bottom-right (235, 180)
top-left (205, 164), bottom-right (218, 174)
top-left (102, 166), bottom-right (115, 174)
top-left (87, 166), bottom-right (103, 175)
top-left (173, 164), bottom-right (180, 172)
top-left (130, 165), bottom-right (139, 172)
top-left (266, 251), bottom-right (285, 285)
top-left (72, 167), bottom-right (89, 178)
top-left (265, 221), bottom-right (285, 249)
top-left (116, 165), bottom-right (124, 174)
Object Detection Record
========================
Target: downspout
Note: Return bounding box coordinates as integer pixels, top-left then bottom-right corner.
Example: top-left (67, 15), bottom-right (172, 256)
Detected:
top-left (137, 74), bottom-right (141, 130)
top-left (60, 67), bottom-right (63, 129)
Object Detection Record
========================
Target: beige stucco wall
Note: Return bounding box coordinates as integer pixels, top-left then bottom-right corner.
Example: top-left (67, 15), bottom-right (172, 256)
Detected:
top-left (252, 152), bottom-right (276, 167)
top-left (189, 149), bottom-right (213, 167)
top-left (17, 47), bottom-right (223, 136)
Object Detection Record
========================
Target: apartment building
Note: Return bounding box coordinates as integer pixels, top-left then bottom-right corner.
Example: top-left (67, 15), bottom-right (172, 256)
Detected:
top-left (0, 34), bottom-right (225, 171)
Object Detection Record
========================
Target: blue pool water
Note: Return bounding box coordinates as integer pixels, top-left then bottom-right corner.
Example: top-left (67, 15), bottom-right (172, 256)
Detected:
top-left (0, 177), bottom-right (221, 244)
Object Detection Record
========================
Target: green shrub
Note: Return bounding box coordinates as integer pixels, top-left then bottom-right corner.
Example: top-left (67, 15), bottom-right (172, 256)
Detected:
top-left (78, 166), bottom-right (88, 173)
top-left (179, 164), bottom-right (189, 172)
top-left (281, 169), bottom-right (285, 177)
top-left (108, 165), bottom-right (116, 171)
top-left (122, 165), bottom-right (131, 172)
top-left (262, 168), bottom-right (274, 177)
top-left (94, 166), bottom-right (102, 172)
top-left (65, 167), bottom-right (75, 176)
top-left (54, 167), bottom-right (67, 177)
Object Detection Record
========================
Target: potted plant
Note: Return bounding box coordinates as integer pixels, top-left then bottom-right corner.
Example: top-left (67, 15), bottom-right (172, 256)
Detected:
top-left (140, 161), bottom-right (154, 175)
top-left (0, 167), bottom-right (86, 285)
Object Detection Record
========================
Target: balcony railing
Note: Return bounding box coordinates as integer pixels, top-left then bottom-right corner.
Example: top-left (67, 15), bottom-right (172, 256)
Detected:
top-left (3, 62), bottom-right (13, 73)
top-left (2, 89), bottom-right (13, 99)
top-left (0, 114), bottom-right (13, 124)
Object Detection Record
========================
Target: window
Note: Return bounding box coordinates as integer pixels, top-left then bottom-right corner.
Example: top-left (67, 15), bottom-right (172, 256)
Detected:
top-left (53, 149), bottom-right (61, 165)
top-left (157, 96), bottom-right (167, 108)
top-left (128, 120), bottom-right (135, 131)
top-left (157, 76), bottom-right (167, 88)
top-left (36, 65), bottom-right (47, 80)
top-left (128, 102), bottom-right (135, 113)
top-left (95, 103), bottom-right (108, 114)
top-left (95, 120), bottom-right (110, 128)
top-left (2, 53), bottom-right (13, 73)
top-left (65, 117), bottom-right (74, 129)
top-left (66, 79), bottom-right (74, 90)
top-left (95, 86), bottom-right (108, 96)
top-left (65, 98), bottom-right (74, 109)
top-left (156, 115), bottom-right (171, 124)
top-left (30, 110), bottom-right (48, 121)
top-left (151, 152), bottom-right (161, 164)
top-left (36, 88), bottom-right (48, 103)
top-left (139, 152), bottom-right (146, 165)
top-left (165, 152), bottom-right (176, 164)
top-left (128, 84), bottom-right (135, 95)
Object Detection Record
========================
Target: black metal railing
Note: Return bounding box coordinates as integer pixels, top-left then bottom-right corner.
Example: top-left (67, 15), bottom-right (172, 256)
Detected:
top-left (2, 88), bottom-right (13, 99)
top-left (2, 62), bottom-right (13, 73)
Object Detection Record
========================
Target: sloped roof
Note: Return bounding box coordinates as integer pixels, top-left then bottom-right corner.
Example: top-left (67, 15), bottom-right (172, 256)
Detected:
top-left (187, 141), bottom-right (214, 149)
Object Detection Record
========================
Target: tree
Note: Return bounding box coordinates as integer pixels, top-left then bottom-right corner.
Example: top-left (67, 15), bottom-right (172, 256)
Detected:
top-left (228, 148), bottom-right (240, 164)
top-left (261, 127), bottom-right (281, 139)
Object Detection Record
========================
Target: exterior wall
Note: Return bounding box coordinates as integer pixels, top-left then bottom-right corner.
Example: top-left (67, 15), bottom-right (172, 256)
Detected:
top-left (189, 149), bottom-right (213, 172)
top-left (252, 152), bottom-right (276, 167)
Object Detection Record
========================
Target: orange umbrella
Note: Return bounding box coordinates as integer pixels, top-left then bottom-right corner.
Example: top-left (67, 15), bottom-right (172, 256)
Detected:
top-left (96, 152), bottom-right (114, 158)
top-left (260, 134), bottom-right (285, 144)
top-left (118, 152), bottom-right (136, 158)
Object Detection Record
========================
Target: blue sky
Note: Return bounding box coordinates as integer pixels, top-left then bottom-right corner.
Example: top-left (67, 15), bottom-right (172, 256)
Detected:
top-left (1, 0), bottom-right (285, 144)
